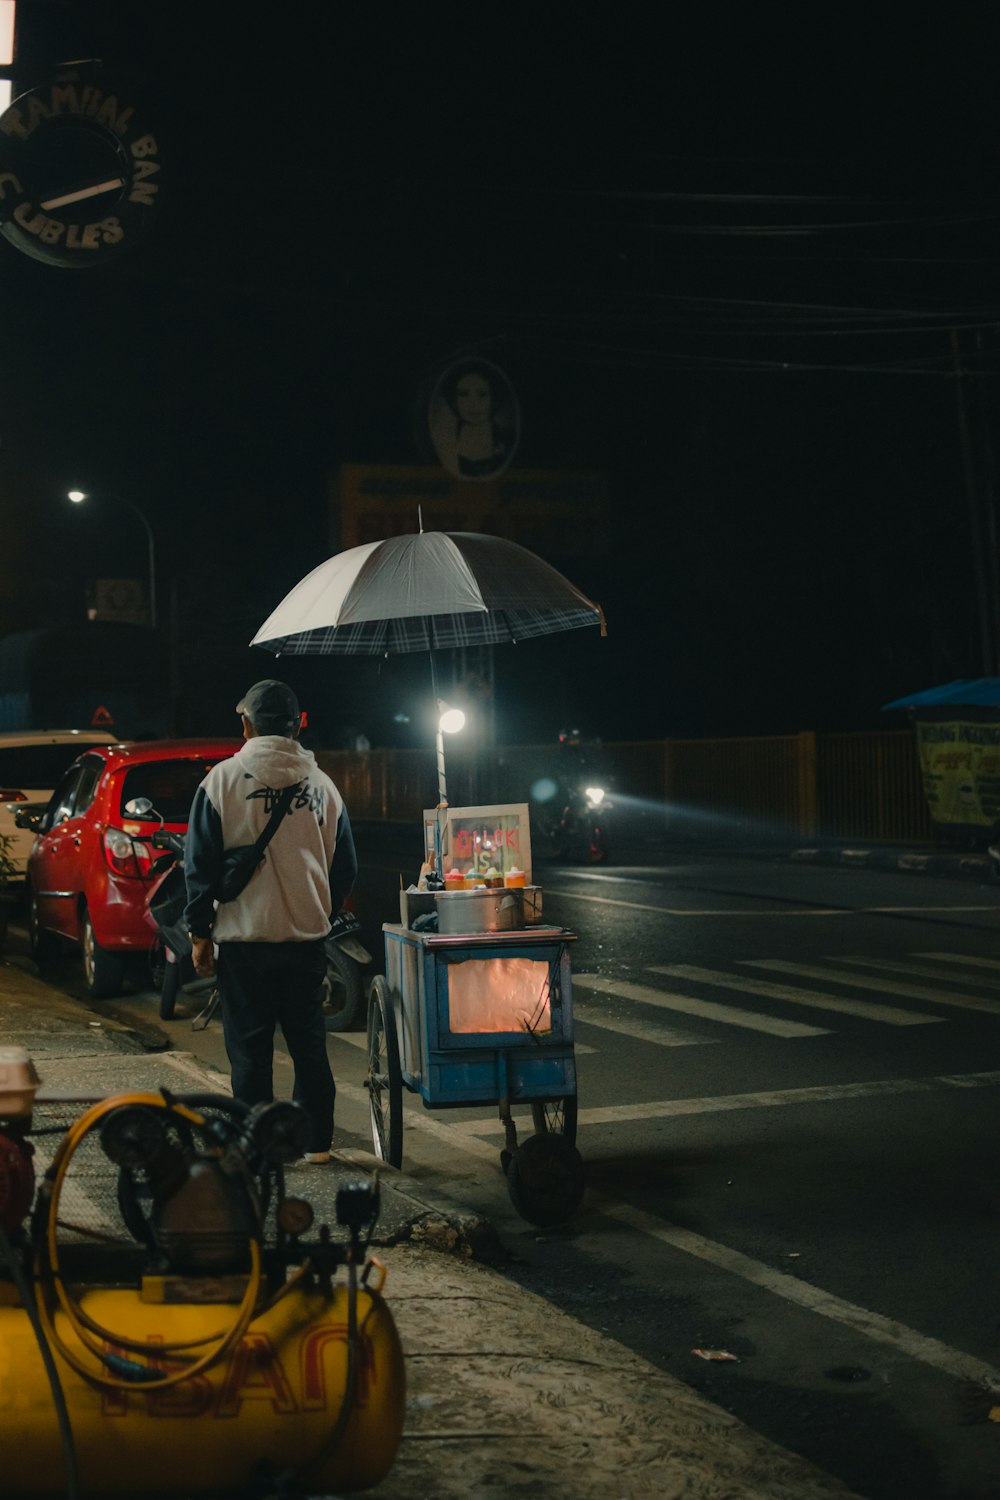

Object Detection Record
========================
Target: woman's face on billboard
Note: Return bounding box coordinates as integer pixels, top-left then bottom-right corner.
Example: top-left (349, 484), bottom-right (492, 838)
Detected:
top-left (455, 372), bottom-right (492, 425)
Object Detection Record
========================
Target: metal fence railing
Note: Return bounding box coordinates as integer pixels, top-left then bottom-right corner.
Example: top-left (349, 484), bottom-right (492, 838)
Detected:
top-left (815, 730), bottom-right (932, 843)
top-left (317, 727), bottom-right (934, 845)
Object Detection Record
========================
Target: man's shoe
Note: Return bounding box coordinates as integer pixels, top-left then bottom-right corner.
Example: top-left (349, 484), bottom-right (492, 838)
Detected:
top-left (302, 1150), bottom-right (331, 1164)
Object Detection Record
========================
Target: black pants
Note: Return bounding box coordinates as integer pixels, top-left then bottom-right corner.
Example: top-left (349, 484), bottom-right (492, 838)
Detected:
top-left (217, 939), bottom-right (334, 1154)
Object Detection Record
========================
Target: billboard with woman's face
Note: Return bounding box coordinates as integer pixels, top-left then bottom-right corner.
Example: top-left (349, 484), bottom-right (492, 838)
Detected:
top-left (427, 357), bottom-right (520, 482)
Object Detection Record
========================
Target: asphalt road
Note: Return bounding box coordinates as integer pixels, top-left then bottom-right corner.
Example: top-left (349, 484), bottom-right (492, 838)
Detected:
top-left (10, 840), bottom-right (1000, 1500)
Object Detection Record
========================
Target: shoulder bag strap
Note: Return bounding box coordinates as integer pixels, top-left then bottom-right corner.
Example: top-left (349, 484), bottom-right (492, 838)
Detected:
top-left (252, 781), bottom-right (300, 859)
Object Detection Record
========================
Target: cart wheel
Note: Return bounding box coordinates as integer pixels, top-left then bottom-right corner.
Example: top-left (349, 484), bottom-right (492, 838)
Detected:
top-left (366, 976), bottom-right (403, 1168)
top-left (531, 1096), bottom-right (578, 1147)
top-left (506, 1133), bottom-right (585, 1227)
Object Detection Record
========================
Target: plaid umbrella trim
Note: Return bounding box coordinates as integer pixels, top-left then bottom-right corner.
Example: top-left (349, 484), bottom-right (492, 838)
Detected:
top-left (256, 604), bottom-right (602, 656)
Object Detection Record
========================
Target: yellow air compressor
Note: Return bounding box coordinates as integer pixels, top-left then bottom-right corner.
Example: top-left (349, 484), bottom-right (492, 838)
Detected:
top-left (0, 1060), bottom-right (406, 1499)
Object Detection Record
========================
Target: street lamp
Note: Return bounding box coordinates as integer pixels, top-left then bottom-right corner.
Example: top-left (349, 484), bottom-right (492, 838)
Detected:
top-left (429, 699), bottom-right (467, 880)
top-left (67, 489), bottom-right (157, 629)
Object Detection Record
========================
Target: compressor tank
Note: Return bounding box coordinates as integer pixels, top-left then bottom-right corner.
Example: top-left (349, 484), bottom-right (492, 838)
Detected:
top-left (0, 1281), bottom-right (406, 1498)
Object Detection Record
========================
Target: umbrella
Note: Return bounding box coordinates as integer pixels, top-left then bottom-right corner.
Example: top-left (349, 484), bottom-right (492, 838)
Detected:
top-left (251, 529), bottom-right (606, 867)
top-left (251, 531), bottom-right (606, 656)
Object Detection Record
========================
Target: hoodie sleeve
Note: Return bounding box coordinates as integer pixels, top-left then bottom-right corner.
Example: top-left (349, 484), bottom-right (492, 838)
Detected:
top-left (330, 804), bottom-right (358, 913)
top-left (183, 785), bottom-right (224, 938)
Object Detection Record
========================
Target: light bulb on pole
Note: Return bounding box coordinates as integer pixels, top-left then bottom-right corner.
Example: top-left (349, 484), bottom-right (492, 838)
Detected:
top-left (68, 488), bottom-right (158, 629)
top-left (435, 701), bottom-right (466, 808)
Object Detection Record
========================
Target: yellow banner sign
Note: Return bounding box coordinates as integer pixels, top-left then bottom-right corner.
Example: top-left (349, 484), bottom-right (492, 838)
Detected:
top-left (915, 719), bottom-right (1000, 827)
top-left (335, 464), bottom-right (608, 558)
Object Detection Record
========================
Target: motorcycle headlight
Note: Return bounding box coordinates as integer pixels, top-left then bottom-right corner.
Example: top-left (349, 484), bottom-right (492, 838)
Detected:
top-left (584, 786), bottom-right (606, 808)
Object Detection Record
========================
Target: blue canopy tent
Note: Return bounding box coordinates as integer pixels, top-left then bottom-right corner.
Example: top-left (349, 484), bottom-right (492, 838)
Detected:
top-left (882, 679), bottom-right (1000, 839)
top-left (883, 679), bottom-right (1000, 711)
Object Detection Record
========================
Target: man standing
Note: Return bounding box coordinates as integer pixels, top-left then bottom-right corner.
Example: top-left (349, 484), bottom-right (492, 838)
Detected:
top-left (184, 679), bottom-right (358, 1163)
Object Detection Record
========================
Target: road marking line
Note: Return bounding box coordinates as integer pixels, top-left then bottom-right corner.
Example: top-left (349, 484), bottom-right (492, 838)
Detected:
top-left (427, 1066), bottom-right (1000, 1132)
top-left (866, 906), bottom-right (999, 913)
top-left (567, 1070), bottom-right (1000, 1125)
top-left (833, 955), bottom-right (1000, 988)
top-left (652, 965), bottom-right (942, 1027)
top-left (574, 1002), bottom-right (720, 1048)
top-left (571, 974), bottom-right (829, 1037)
top-left (543, 889), bottom-right (847, 915)
top-left (531, 888), bottom-right (998, 917)
top-left (365, 863), bottom-right (997, 919)
top-left (592, 1194), bottom-right (1000, 1393)
top-left (741, 960), bottom-right (1000, 1016)
top-left (917, 951), bottom-right (1000, 972)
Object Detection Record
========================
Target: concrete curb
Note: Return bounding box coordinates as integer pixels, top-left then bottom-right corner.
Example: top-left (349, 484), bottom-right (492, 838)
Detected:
top-left (329, 1147), bottom-right (508, 1261)
top-left (790, 846), bottom-right (995, 880)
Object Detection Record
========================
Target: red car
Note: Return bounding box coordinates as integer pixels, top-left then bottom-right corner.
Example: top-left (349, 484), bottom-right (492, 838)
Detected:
top-left (21, 738), bottom-right (241, 998)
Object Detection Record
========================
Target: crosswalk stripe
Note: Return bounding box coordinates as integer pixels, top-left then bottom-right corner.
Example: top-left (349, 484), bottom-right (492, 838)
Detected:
top-left (832, 956), bottom-right (1000, 988)
top-left (740, 959), bottom-right (1000, 1016)
top-left (917, 952), bottom-right (1000, 973)
top-left (455, 1069), bottom-right (1000, 1133)
top-left (571, 974), bottom-right (829, 1037)
top-left (574, 1001), bottom-right (720, 1048)
top-left (651, 965), bottom-right (943, 1026)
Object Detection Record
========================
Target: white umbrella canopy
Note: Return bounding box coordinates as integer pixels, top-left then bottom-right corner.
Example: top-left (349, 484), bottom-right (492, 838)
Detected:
top-left (251, 531), bottom-right (606, 656)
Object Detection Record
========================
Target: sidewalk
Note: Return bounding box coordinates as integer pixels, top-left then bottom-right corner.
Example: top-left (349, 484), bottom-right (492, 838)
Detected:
top-left (0, 960), bottom-right (861, 1500)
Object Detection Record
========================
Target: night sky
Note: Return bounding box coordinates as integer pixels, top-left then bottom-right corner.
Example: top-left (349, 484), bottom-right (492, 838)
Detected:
top-left (3, 4), bottom-right (1000, 747)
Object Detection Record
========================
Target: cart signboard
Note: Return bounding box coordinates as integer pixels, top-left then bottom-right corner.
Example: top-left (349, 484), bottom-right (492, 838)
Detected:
top-left (423, 802), bottom-right (532, 883)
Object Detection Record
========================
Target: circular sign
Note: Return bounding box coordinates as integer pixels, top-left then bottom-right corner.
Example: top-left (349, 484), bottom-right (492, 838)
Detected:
top-left (426, 356), bottom-right (520, 482)
top-left (0, 67), bottom-right (163, 267)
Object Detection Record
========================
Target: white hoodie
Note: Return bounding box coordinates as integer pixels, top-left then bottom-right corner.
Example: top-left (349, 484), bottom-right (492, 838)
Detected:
top-left (184, 736), bottom-right (354, 943)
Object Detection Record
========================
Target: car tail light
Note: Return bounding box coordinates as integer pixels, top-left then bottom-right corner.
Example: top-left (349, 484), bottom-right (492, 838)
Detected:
top-left (0, 790), bottom-right (27, 803)
top-left (102, 827), bottom-right (153, 879)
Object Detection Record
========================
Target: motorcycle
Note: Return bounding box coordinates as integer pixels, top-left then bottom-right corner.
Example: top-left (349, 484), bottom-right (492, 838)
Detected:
top-left (143, 822), bottom-right (192, 1021)
top-left (131, 797), bottom-right (372, 1027)
top-left (551, 782), bottom-right (611, 864)
top-left (321, 907), bottom-right (372, 1029)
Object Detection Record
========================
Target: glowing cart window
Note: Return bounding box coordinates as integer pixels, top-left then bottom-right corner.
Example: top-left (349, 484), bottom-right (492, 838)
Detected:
top-left (447, 957), bottom-right (552, 1035)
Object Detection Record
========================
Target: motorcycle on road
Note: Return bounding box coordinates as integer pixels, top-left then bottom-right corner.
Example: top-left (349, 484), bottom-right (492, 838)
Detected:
top-left (548, 782), bottom-right (611, 864)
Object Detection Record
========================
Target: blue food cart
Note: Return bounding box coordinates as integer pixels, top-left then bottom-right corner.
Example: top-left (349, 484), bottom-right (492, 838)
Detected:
top-left (365, 898), bottom-right (584, 1226)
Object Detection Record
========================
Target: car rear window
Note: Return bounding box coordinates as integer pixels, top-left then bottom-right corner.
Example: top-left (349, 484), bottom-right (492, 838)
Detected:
top-left (118, 758), bottom-right (229, 824)
top-left (0, 743), bottom-right (111, 787)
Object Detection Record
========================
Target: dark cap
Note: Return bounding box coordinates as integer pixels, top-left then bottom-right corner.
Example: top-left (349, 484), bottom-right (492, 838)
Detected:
top-left (236, 679), bottom-right (301, 734)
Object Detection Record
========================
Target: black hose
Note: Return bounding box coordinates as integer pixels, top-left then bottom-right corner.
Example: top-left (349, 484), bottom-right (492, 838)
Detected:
top-left (0, 1222), bottom-right (79, 1500)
